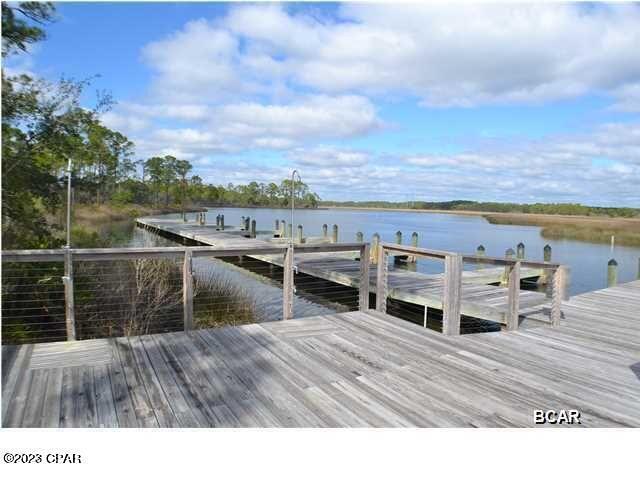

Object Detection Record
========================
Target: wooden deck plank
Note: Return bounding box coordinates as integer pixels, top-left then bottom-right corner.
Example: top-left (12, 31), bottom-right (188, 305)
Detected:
top-left (3, 280), bottom-right (639, 428)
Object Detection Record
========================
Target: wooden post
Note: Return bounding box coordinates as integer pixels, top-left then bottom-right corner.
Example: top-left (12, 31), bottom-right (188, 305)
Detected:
top-left (516, 242), bottom-right (525, 260)
top-left (275, 219), bottom-right (279, 236)
top-left (322, 224), bottom-right (328, 239)
top-left (550, 266), bottom-right (567, 326)
top-left (395, 231), bottom-right (402, 245)
top-left (506, 261), bottom-right (520, 330)
top-left (408, 232), bottom-right (418, 263)
top-left (220, 214), bottom-right (224, 230)
top-left (359, 243), bottom-right (370, 311)
top-left (356, 231), bottom-right (364, 243)
top-left (297, 224), bottom-right (303, 244)
top-left (442, 254), bottom-right (463, 336)
top-left (281, 220), bottom-right (286, 237)
top-left (375, 245), bottom-right (388, 312)
top-left (332, 224), bottom-right (338, 243)
top-left (283, 245), bottom-right (294, 320)
top-left (544, 244), bottom-right (552, 262)
top-left (502, 248), bottom-right (515, 284)
top-left (216, 215), bottom-right (221, 229)
top-left (288, 223), bottom-right (293, 239)
top-left (202, 212), bottom-right (206, 225)
top-left (371, 233), bottom-right (380, 264)
top-left (251, 219), bottom-right (257, 238)
top-left (183, 249), bottom-right (194, 331)
top-left (62, 248), bottom-right (76, 341)
top-left (476, 245), bottom-right (485, 270)
top-left (607, 259), bottom-right (618, 287)
top-left (245, 217), bottom-right (250, 232)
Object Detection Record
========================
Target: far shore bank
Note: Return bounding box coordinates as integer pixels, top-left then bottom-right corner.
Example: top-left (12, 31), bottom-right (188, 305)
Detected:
top-left (322, 205), bottom-right (640, 247)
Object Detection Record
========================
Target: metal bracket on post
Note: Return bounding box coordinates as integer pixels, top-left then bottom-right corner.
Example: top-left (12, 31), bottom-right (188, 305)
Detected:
top-left (183, 248), bottom-right (194, 331)
top-left (63, 248), bottom-right (76, 341)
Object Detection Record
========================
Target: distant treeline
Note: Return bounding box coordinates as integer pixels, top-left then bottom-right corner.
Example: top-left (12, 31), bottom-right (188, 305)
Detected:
top-left (320, 200), bottom-right (640, 218)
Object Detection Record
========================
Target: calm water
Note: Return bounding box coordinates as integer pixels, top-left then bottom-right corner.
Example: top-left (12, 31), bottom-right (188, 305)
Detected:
top-left (162, 206), bottom-right (640, 296)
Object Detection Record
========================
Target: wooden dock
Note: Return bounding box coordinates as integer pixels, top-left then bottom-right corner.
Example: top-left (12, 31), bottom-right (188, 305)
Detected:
top-left (3, 280), bottom-right (639, 427)
top-left (136, 217), bottom-right (551, 325)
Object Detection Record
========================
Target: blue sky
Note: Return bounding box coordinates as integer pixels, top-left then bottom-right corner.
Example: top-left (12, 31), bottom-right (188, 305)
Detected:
top-left (7, 2), bottom-right (640, 206)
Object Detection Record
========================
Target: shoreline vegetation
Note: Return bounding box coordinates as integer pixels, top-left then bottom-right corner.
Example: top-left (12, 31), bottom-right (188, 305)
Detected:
top-left (321, 204), bottom-right (640, 247)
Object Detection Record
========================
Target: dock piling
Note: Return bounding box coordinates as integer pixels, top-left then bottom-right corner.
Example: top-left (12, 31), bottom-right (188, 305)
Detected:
top-left (297, 225), bottom-right (303, 244)
top-left (356, 231), bottom-right (364, 243)
top-left (544, 244), bottom-right (552, 262)
top-left (288, 223), bottom-right (293, 239)
top-left (516, 242), bottom-right (525, 260)
top-left (408, 232), bottom-right (418, 263)
top-left (371, 233), bottom-right (380, 264)
top-left (322, 224), bottom-right (328, 239)
top-left (275, 219), bottom-right (279, 235)
top-left (220, 215), bottom-right (224, 230)
top-left (607, 259), bottom-right (618, 287)
top-left (332, 224), bottom-right (339, 243)
top-left (251, 219), bottom-right (257, 239)
top-left (476, 245), bottom-right (485, 270)
top-left (395, 231), bottom-right (402, 245)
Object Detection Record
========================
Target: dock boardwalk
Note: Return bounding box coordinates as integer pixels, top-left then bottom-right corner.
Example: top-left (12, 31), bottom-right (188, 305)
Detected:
top-left (3, 281), bottom-right (639, 427)
top-left (137, 217), bottom-right (549, 325)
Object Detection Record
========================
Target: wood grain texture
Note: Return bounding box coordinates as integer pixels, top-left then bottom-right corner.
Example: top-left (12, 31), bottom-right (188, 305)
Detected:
top-left (4, 280), bottom-right (638, 427)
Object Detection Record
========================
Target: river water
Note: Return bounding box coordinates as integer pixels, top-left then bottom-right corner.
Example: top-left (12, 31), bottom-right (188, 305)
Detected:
top-left (120, 207), bottom-right (639, 326)
top-left (166, 207), bottom-right (638, 295)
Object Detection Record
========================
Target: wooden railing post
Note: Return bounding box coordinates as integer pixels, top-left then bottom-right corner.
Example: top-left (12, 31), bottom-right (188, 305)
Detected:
top-left (506, 261), bottom-right (520, 330)
top-left (442, 254), bottom-right (462, 335)
top-left (375, 245), bottom-right (388, 312)
top-left (62, 248), bottom-right (76, 341)
top-left (283, 245), bottom-right (294, 320)
top-left (359, 243), bottom-right (370, 311)
top-left (550, 265), bottom-right (568, 327)
top-left (183, 248), bottom-right (194, 331)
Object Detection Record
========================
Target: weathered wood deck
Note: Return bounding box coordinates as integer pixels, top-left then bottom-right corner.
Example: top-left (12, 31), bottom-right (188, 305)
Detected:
top-left (3, 280), bottom-right (638, 427)
top-left (137, 217), bottom-right (549, 325)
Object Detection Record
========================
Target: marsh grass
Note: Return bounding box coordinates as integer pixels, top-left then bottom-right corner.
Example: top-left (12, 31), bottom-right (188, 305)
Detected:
top-left (485, 213), bottom-right (640, 247)
top-left (193, 273), bottom-right (258, 328)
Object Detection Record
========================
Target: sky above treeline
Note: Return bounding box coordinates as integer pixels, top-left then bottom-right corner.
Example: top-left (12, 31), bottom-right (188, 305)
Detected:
top-left (6, 2), bottom-right (640, 206)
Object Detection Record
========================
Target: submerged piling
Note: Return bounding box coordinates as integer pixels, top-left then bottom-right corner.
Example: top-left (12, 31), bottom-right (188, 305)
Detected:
top-left (607, 259), bottom-right (618, 287)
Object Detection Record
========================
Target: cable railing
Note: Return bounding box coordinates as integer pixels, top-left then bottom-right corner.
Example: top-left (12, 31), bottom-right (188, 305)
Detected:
top-left (1, 243), bottom-right (370, 345)
top-left (373, 242), bottom-right (569, 335)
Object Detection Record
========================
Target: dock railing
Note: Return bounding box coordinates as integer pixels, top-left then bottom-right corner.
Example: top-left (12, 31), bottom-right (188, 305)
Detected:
top-left (1, 243), bottom-right (370, 344)
top-left (376, 243), bottom-right (569, 335)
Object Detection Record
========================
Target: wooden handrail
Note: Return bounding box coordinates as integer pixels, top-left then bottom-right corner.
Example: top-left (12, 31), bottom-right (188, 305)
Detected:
top-left (2, 243), bottom-right (371, 338)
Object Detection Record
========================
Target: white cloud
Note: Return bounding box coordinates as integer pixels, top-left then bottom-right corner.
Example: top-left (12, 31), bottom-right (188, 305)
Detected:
top-left (140, 3), bottom-right (640, 109)
top-left (290, 146), bottom-right (370, 167)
